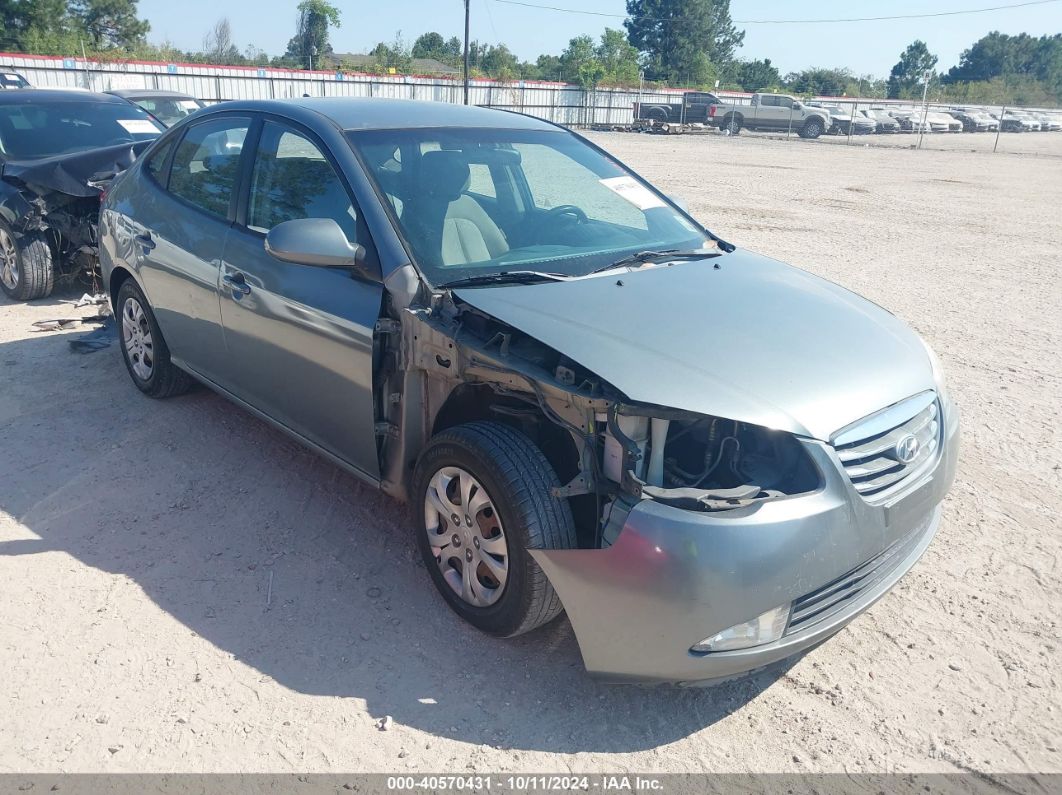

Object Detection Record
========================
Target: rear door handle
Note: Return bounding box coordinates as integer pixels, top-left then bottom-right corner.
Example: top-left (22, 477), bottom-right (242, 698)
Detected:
top-left (134, 233), bottom-right (155, 252)
top-left (223, 271), bottom-right (251, 297)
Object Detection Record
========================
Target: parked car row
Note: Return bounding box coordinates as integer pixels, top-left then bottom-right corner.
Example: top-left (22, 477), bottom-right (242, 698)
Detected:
top-left (1, 88), bottom-right (960, 685)
top-left (810, 102), bottom-right (1062, 134)
top-left (633, 89), bottom-right (1061, 137)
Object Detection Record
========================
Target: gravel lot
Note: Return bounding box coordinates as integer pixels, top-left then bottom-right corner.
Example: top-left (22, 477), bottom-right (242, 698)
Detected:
top-left (1, 131), bottom-right (1060, 775)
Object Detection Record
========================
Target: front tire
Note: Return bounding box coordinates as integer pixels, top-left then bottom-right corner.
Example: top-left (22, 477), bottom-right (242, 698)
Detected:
top-left (0, 222), bottom-right (54, 301)
top-left (799, 118), bottom-right (825, 139)
top-left (116, 279), bottom-right (193, 398)
top-left (413, 422), bottom-right (576, 638)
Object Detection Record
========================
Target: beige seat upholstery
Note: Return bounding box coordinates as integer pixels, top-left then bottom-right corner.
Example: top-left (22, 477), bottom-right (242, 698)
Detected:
top-left (407, 151), bottom-right (509, 267)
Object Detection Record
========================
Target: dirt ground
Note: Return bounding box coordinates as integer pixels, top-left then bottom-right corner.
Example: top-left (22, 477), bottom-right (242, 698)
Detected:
top-left (1, 131), bottom-right (1060, 776)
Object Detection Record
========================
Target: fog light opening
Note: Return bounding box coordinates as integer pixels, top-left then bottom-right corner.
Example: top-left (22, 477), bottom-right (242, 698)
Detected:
top-left (690, 604), bottom-right (791, 654)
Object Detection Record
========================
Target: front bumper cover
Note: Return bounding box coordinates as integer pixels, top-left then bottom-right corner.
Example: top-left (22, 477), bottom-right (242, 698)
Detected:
top-left (532, 402), bottom-right (960, 684)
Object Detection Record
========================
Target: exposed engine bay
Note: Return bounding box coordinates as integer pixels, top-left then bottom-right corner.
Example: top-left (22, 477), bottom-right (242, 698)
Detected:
top-left (1, 141), bottom-right (149, 289)
top-left (374, 281), bottom-right (822, 551)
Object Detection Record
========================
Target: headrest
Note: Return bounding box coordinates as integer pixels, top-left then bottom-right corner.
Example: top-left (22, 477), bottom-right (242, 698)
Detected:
top-left (420, 150), bottom-right (470, 201)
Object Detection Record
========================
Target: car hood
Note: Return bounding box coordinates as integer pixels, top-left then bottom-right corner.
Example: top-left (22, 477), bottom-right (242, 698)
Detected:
top-left (454, 249), bottom-right (934, 441)
top-left (1, 139), bottom-right (152, 198)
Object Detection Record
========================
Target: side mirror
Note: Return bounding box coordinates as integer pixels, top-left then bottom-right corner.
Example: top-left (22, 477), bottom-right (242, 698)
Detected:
top-left (668, 194), bottom-right (689, 213)
top-left (265, 217), bottom-right (366, 269)
top-left (792, 101), bottom-right (802, 110)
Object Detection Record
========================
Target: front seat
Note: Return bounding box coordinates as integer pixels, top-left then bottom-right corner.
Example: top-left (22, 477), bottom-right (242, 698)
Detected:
top-left (406, 150), bottom-right (508, 267)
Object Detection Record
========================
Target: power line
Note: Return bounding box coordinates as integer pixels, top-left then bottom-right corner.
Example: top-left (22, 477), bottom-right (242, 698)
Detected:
top-left (493, 0), bottom-right (1062, 25)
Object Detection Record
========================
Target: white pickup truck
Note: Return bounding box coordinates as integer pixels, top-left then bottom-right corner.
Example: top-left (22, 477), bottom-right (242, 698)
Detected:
top-left (709, 93), bottom-right (831, 139)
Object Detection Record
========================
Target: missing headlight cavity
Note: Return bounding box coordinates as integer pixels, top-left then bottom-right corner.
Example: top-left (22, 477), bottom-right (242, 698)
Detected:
top-left (601, 408), bottom-right (821, 515)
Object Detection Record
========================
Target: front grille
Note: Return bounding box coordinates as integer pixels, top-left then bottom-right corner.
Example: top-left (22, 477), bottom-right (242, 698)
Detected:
top-left (785, 516), bottom-right (930, 635)
top-left (832, 392), bottom-right (940, 501)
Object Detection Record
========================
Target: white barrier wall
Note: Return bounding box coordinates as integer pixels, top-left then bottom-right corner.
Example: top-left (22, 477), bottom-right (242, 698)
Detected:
top-left (1, 51), bottom-right (766, 126)
top-left (1, 52), bottom-right (1036, 123)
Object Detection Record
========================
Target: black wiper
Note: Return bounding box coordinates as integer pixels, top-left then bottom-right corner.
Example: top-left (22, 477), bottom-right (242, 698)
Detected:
top-left (439, 270), bottom-right (569, 289)
top-left (591, 248), bottom-right (721, 275)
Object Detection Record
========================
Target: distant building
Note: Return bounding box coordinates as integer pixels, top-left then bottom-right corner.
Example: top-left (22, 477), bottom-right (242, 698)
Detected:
top-left (325, 53), bottom-right (461, 76)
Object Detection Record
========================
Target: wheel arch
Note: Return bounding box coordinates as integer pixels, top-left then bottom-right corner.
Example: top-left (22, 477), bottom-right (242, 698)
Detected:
top-left (108, 264), bottom-right (136, 314)
top-left (431, 382), bottom-right (581, 486)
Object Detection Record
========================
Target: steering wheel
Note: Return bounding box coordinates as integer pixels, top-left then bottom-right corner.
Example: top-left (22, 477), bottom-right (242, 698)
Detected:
top-left (541, 205), bottom-right (589, 224)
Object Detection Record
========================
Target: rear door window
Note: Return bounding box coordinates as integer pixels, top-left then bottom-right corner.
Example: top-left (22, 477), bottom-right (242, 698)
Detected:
top-left (168, 117), bottom-right (249, 219)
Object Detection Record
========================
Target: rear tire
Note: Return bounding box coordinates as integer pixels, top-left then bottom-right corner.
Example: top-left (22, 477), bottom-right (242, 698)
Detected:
top-left (721, 114), bottom-right (742, 135)
top-left (0, 222), bottom-right (54, 301)
top-left (413, 422), bottom-right (576, 638)
top-left (116, 279), bottom-right (193, 398)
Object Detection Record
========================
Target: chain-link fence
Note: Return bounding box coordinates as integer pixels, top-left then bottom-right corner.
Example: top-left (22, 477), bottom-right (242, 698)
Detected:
top-left (4, 51), bottom-right (1060, 158)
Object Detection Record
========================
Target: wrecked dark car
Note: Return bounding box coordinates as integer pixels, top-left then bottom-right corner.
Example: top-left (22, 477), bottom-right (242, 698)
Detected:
top-left (99, 99), bottom-right (959, 684)
top-left (0, 90), bottom-right (162, 300)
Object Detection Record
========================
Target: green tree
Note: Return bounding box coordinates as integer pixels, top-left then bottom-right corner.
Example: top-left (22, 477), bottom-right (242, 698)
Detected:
top-left (412, 32), bottom-right (446, 61)
top-left (559, 35), bottom-right (603, 87)
top-left (481, 43), bottom-right (520, 80)
top-left (944, 31), bottom-right (1062, 100)
top-left (887, 40), bottom-right (937, 99)
top-left (533, 53), bottom-right (563, 81)
top-left (369, 31), bottom-right (412, 73)
top-left (70, 0), bottom-right (150, 49)
top-left (3, 0), bottom-right (77, 53)
top-left (625, 0), bottom-right (744, 84)
top-left (284, 0), bottom-right (341, 66)
top-left (731, 58), bottom-right (780, 91)
top-left (596, 27), bottom-right (639, 85)
top-left (784, 67), bottom-right (855, 98)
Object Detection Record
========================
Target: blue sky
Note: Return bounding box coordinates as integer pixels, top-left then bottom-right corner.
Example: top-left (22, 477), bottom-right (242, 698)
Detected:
top-left (138, 0), bottom-right (1062, 76)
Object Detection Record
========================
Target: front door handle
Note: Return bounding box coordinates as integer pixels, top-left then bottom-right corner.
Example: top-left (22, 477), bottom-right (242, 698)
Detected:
top-left (223, 272), bottom-right (251, 297)
top-left (134, 233), bottom-right (155, 253)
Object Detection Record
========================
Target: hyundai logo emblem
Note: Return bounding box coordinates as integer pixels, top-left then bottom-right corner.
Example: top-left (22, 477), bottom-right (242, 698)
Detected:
top-left (895, 434), bottom-right (920, 464)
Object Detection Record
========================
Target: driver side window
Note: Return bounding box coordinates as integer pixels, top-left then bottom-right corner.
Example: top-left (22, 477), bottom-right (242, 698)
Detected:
top-left (247, 122), bottom-right (359, 243)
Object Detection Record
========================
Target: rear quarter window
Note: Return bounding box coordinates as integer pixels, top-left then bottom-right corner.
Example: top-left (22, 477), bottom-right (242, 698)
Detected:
top-left (144, 138), bottom-right (175, 185)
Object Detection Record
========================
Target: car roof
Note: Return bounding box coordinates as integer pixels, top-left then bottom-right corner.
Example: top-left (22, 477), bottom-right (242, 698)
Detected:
top-left (195, 97), bottom-right (559, 132)
top-left (0, 88), bottom-right (128, 104)
top-left (107, 89), bottom-right (198, 100)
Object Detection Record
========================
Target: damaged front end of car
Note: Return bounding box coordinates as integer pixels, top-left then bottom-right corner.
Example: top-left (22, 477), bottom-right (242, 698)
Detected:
top-left (374, 279), bottom-right (822, 552)
top-left (372, 270), bottom-right (956, 684)
top-left (1, 142), bottom-right (148, 294)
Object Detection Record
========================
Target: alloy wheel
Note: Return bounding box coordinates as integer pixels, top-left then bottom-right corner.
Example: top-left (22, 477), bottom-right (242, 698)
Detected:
top-left (423, 465), bottom-right (509, 607)
top-left (122, 296), bottom-right (155, 381)
top-left (0, 228), bottom-right (18, 291)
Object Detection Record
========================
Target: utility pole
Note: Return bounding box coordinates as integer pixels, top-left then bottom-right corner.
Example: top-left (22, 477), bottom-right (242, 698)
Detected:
top-left (463, 0), bottom-right (471, 105)
top-left (917, 69), bottom-right (930, 150)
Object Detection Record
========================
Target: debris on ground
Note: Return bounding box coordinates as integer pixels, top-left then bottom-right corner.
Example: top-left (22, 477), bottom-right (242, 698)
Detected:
top-left (68, 317), bottom-right (116, 354)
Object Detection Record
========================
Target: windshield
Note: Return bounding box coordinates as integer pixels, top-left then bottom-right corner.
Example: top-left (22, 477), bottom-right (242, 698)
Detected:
top-left (348, 127), bottom-right (708, 284)
top-left (132, 96), bottom-right (203, 126)
top-left (0, 100), bottom-right (163, 159)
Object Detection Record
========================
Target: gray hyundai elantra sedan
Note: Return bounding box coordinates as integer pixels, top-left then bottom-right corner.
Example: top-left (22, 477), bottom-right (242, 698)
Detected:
top-left (99, 97), bottom-right (959, 684)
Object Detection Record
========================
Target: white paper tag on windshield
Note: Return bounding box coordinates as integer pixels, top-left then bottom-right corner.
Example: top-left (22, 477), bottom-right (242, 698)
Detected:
top-left (600, 176), bottom-right (666, 211)
top-left (116, 119), bottom-right (158, 134)
top-left (178, 100), bottom-right (200, 110)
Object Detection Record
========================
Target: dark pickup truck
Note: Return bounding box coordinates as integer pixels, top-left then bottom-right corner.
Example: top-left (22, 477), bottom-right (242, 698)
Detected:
top-left (634, 92), bottom-right (721, 124)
